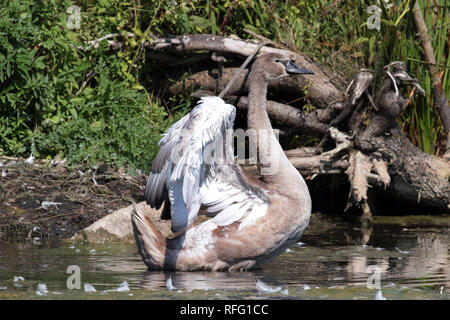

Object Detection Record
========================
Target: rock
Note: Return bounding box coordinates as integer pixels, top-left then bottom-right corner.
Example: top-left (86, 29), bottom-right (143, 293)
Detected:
top-left (70, 201), bottom-right (171, 243)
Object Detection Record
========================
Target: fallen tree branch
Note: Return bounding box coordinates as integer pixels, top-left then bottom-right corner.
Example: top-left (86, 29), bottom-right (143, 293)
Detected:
top-left (170, 67), bottom-right (304, 98)
top-left (192, 90), bottom-right (329, 134)
top-left (76, 33), bottom-right (134, 51)
top-left (240, 151), bottom-right (348, 180)
top-left (147, 34), bottom-right (344, 108)
top-left (230, 96), bottom-right (328, 135)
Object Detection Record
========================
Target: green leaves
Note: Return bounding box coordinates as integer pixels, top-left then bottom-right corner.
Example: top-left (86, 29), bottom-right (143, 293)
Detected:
top-left (0, 0), bottom-right (170, 170)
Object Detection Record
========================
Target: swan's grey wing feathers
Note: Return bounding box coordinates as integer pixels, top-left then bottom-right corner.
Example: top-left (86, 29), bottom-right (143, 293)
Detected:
top-left (145, 96), bottom-right (271, 234)
top-left (144, 96), bottom-right (236, 232)
top-left (200, 164), bottom-right (270, 232)
top-left (144, 113), bottom-right (190, 209)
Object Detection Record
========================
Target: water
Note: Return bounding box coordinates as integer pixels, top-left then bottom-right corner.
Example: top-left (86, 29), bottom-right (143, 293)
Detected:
top-left (0, 214), bottom-right (448, 300)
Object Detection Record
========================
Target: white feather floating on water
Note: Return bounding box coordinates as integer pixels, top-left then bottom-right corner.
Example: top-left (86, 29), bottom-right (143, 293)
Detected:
top-left (375, 290), bottom-right (387, 300)
top-left (36, 283), bottom-right (48, 296)
top-left (116, 281), bottom-right (130, 292)
top-left (255, 279), bottom-right (282, 293)
top-left (101, 280), bottom-right (130, 293)
top-left (13, 275), bottom-right (24, 287)
top-left (84, 283), bottom-right (96, 292)
top-left (165, 276), bottom-right (176, 291)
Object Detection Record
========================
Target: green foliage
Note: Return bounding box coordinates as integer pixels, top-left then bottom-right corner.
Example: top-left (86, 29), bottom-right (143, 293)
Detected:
top-left (398, 0), bottom-right (449, 155)
top-left (0, 0), bottom-right (171, 170)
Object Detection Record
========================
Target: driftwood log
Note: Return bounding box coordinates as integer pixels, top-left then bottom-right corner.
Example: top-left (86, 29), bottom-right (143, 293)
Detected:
top-left (82, 33), bottom-right (449, 216)
top-left (140, 34), bottom-right (450, 216)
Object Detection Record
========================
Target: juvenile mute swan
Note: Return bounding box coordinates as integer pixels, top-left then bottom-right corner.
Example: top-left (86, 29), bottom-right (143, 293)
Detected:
top-left (132, 52), bottom-right (314, 271)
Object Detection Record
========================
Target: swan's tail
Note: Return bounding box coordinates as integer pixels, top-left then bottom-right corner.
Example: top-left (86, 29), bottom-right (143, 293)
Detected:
top-left (131, 205), bottom-right (166, 270)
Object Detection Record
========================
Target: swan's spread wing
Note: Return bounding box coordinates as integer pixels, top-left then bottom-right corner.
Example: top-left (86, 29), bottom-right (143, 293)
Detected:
top-left (144, 96), bottom-right (236, 233)
top-left (146, 96), bottom-right (271, 234)
top-left (201, 165), bottom-right (270, 233)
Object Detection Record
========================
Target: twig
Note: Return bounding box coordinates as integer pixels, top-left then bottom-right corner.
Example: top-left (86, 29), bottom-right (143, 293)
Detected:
top-left (76, 33), bottom-right (134, 51)
top-left (75, 69), bottom-right (96, 96)
top-left (385, 70), bottom-right (399, 97)
top-left (218, 41), bottom-right (269, 98)
top-left (220, 0), bottom-right (239, 33)
top-left (0, 155), bottom-right (19, 161)
top-left (412, 0), bottom-right (450, 155)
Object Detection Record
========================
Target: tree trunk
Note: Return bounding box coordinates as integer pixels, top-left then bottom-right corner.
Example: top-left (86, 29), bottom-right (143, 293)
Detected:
top-left (412, 1), bottom-right (450, 158)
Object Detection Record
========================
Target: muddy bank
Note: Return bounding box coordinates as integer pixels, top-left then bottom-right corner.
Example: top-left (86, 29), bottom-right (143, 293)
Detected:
top-left (0, 157), bottom-right (147, 242)
top-left (1, 156), bottom-right (448, 243)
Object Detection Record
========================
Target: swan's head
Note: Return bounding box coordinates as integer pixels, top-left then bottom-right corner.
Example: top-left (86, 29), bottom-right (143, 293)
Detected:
top-left (252, 53), bottom-right (314, 81)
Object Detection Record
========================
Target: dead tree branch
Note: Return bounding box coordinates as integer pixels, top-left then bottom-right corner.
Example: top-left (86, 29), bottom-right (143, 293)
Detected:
top-left (147, 34), bottom-right (345, 108)
top-left (412, 1), bottom-right (450, 157)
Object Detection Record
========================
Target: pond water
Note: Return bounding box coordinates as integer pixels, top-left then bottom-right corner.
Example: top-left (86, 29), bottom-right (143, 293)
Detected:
top-left (0, 214), bottom-right (448, 300)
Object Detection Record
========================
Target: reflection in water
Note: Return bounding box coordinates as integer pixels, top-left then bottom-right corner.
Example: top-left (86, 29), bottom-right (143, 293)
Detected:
top-left (0, 215), bottom-right (448, 299)
top-left (138, 271), bottom-right (260, 291)
top-left (403, 236), bottom-right (449, 285)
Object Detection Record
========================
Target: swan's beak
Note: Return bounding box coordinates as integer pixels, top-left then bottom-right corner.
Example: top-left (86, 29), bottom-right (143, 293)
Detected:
top-left (282, 60), bottom-right (314, 75)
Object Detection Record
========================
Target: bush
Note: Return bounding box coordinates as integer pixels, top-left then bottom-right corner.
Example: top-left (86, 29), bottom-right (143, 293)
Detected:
top-left (0, 0), bottom-right (171, 171)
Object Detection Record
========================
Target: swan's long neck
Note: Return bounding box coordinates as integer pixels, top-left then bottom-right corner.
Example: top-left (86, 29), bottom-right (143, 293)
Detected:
top-left (247, 72), bottom-right (271, 133)
top-left (247, 72), bottom-right (307, 196)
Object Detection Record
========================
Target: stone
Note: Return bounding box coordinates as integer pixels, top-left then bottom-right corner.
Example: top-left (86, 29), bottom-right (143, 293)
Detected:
top-left (70, 201), bottom-right (171, 243)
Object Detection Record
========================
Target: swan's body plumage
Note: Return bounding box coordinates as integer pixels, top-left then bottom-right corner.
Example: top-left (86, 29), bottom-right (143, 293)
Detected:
top-left (132, 53), bottom-right (313, 271)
